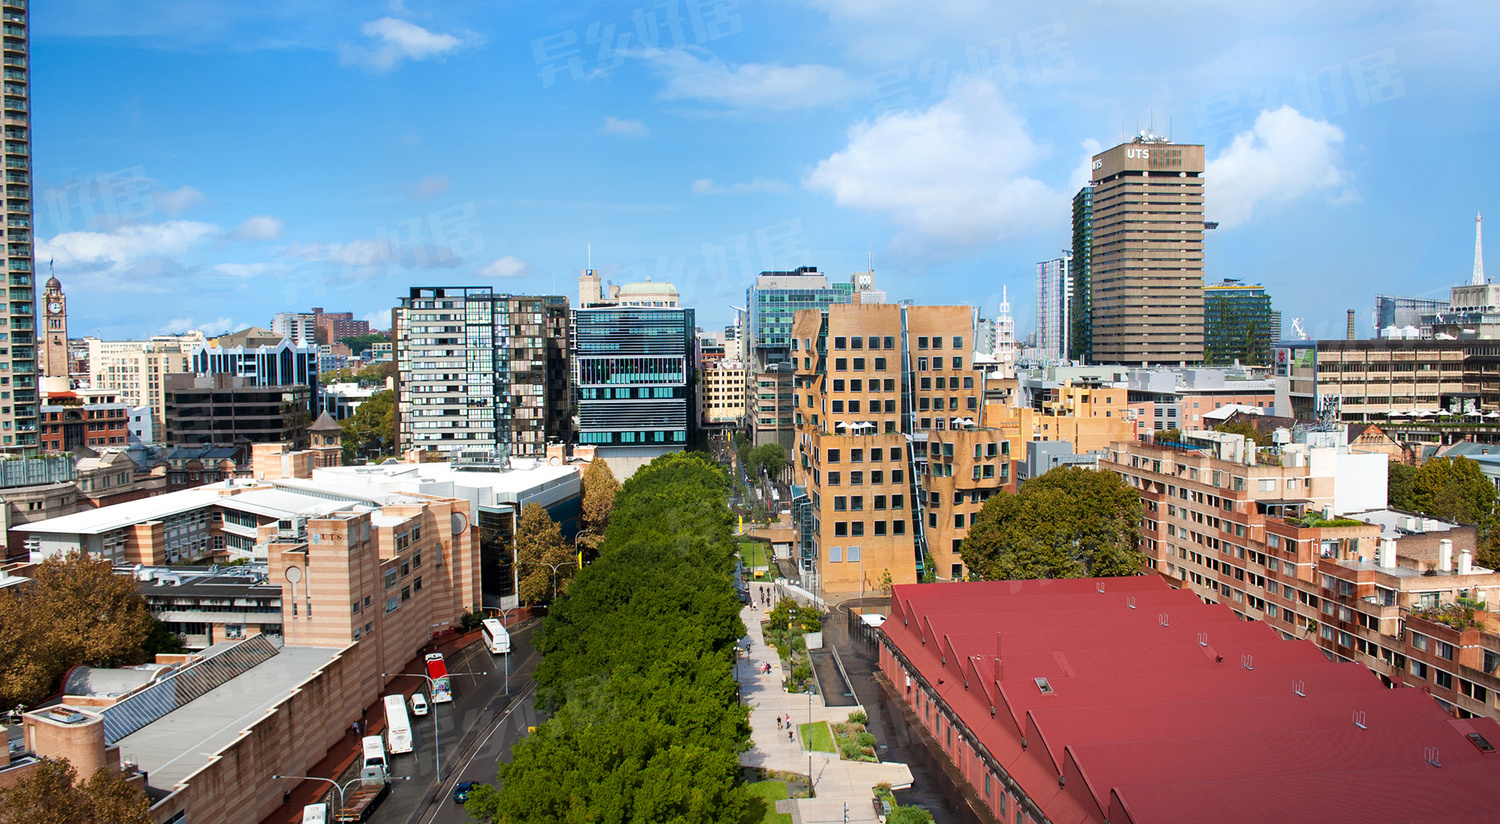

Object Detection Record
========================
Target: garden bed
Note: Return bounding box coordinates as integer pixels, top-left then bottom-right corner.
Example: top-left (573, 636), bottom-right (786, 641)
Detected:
top-left (832, 710), bottom-right (879, 762)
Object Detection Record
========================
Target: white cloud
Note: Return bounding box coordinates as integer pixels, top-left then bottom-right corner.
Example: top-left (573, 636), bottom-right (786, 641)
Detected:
top-left (1205, 106), bottom-right (1351, 228)
top-left (601, 117), bottom-right (650, 138)
top-left (692, 177), bottom-right (791, 195)
top-left (158, 316), bottom-right (242, 336)
top-left (363, 311), bottom-right (390, 329)
top-left (407, 176), bottom-right (450, 200)
top-left (288, 238), bottom-right (395, 267)
top-left (804, 77), bottom-right (1063, 251)
top-left (40, 220), bottom-right (219, 274)
top-left (339, 18), bottom-right (470, 73)
top-left (229, 215), bottom-right (284, 241)
top-left (476, 255), bottom-right (533, 278)
top-left (649, 49), bottom-right (860, 110)
top-left (1068, 138), bottom-right (1102, 193)
top-left (154, 185), bottom-right (206, 216)
top-left (211, 262), bottom-right (285, 278)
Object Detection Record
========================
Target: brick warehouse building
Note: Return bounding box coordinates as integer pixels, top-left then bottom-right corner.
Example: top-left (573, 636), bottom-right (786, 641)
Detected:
top-left (878, 576), bottom-right (1500, 824)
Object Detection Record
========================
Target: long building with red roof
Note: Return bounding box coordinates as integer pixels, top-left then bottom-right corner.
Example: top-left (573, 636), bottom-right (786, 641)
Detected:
top-left (878, 576), bottom-right (1500, 824)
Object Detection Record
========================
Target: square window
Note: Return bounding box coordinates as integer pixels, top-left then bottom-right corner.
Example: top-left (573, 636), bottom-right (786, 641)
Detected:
top-left (828, 471), bottom-right (841, 485)
top-left (828, 449), bottom-right (840, 462)
top-left (884, 379), bottom-right (896, 391)
top-left (851, 496), bottom-right (864, 511)
top-left (883, 336), bottom-right (895, 349)
top-left (832, 400), bottom-right (844, 413)
top-left (854, 358), bottom-right (865, 370)
top-left (952, 336), bottom-right (963, 349)
top-left (874, 495), bottom-right (887, 510)
top-left (851, 336), bottom-right (863, 350)
top-left (833, 379), bottom-right (845, 392)
top-left (849, 400), bottom-right (861, 413)
top-left (834, 336), bottom-right (847, 350)
top-left (894, 520), bottom-right (905, 535)
top-left (875, 357), bottom-right (887, 370)
top-left (851, 379), bottom-right (863, 391)
top-left (868, 336), bottom-right (879, 349)
top-left (835, 522), bottom-right (848, 536)
top-left (918, 337), bottom-right (928, 349)
top-left (830, 546), bottom-right (844, 562)
top-left (835, 358), bottom-right (848, 371)
top-left (874, 520), bottom-right (887, 536)
top-left (834, 496), bottom-right (847, 511)
top-left (851, 449), bottom-right (864, 462)
top-left (850, 471), bottom-right (864, 485)
top-left (871, 448), bottom-right (884, 461)
top-left (871, 470), bottom-right (884, 484)
top-left (851, 522), bottom-right (864, 537)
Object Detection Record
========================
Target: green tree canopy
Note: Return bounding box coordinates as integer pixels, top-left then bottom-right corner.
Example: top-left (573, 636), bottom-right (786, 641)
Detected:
top-left (576, 459), bottom-right (620, 557)
top-left (339, 389), bottom-right (395, 462)
top-left (0, 551), bottom-right (157, 708)
top-left (514, 504), bottom-right (573, 604)
top-left (467, 451), bottom-right (748, 824)
top-left (0, 759), bottom-right (151, 824)
top-left (960, 466), bottom-right (1144, 580)
top-left (337, 332), bottom-right (389, 353)
top-left (747, 444), bottom-right (788, 482)
top-left (1389, 457), bottom-right (1497, 532)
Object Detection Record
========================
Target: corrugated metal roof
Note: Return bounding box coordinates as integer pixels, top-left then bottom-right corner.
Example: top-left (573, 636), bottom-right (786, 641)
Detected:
top-left (885, 577), bottom-right (1500, 824)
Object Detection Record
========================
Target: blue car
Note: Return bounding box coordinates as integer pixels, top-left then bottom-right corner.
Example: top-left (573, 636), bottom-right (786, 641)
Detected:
top-left (454, 781), bottom-right (477, 803)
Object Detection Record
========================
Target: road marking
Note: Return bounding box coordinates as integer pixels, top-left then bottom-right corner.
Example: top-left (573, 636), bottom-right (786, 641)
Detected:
top-left (416, 678), bottom-right (538, 824)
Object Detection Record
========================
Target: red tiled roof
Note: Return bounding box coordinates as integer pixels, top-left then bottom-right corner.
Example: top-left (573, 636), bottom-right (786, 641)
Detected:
top-left (884, 576), bottom-right (1500, 824)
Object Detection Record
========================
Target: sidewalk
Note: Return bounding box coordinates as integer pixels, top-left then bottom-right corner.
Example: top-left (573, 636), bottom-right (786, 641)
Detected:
top-left (739, 583), bottom-right (913, 824)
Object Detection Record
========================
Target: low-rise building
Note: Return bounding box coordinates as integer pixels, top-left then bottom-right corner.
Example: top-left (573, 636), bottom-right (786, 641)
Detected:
top-left (164, 373), bottom-right (312, 448)
top-left (700, 360), bottom-right (747, 427)
top-left (879, 576), bottom-right (1500, 824)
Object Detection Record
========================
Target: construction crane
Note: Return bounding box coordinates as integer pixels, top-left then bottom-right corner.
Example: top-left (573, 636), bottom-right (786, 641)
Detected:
top-left (1290, 318), bottom-right (1310, 341)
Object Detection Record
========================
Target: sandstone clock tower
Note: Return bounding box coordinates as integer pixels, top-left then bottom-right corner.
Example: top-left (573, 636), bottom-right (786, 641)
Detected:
top-left (42, 274), bottom-right (67, 380)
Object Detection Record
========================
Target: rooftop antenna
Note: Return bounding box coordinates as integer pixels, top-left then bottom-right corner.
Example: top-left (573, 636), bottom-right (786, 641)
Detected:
top-left (587, 242), bottom-right (592, 270)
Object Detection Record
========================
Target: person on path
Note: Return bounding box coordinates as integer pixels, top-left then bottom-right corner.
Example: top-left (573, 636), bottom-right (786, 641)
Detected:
top-left (788, 728), bottom-right (795, 744)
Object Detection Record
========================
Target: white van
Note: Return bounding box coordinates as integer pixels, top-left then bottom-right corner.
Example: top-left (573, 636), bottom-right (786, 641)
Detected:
top-left (361, 735), bottom-right (387, 781)
top-left (410, 692), bottom-right (429, 717)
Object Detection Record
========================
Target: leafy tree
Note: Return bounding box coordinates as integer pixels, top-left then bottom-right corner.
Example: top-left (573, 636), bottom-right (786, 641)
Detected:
top-left (878, 568), bottom-right (894, 596)
top-left (960, 467), bottom-right (1144, 580)
top-left (1155, 427), bottom-right (1183, 443)
top-left (515, 504), bottom-right (573, 604)
top-left (337, 332), bottom-right (389, 353)
top-left (142, 618), bottom-right (186, 658)
top-left (0, 758), bottom-right (150, 824)
top-left (1213, 420), bottom-right (1265, 446)
top-left (1392, 457), bottom-right (1497, 531)
top-left (482, 452), bottom-right (749, 823)
top-left (734, 434), bottom-right (752, 473)
top-left (339, 389), bottom-right (395, 462)
top-left (576, 459), bottom-right (620, 557)
top-left (1388, 462), bottom-right (1418, 511)
top-left (1478, 529), bottom-right (1500, 572)
top-left (747, 444), bottom-right (788, 482)
top-left (887, 806), bottom-right (936, 824)
top-left (0, 551), bottom-right (156, 708)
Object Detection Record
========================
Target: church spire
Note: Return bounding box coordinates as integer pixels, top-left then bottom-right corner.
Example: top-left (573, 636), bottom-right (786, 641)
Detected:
top-left (1474, 212), bottom-right (1485, 286)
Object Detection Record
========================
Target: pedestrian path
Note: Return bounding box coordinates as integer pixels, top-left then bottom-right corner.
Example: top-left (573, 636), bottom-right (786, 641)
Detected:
top-left (739, 583), bottom-right (913, 823)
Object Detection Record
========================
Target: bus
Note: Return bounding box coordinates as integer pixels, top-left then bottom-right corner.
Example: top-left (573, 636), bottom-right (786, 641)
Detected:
top-left (300, 803), bottom-right (327, 824)
top-left (383, 694), bottom-right (413, 754)
top-left (424, 653), bottom-right (453, 703)
top-left (361, 735), bottom-right (387, 780)
top-left (481, 618), bottom-right (510, 654)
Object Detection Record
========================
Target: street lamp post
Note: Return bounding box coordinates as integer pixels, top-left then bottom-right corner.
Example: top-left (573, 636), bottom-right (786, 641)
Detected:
top-left (519, 559), bottom-right (578, 602)
top-left (271, 774), bottom-right (368, 818)
top-left (806, 685), bottom-right (815, 798)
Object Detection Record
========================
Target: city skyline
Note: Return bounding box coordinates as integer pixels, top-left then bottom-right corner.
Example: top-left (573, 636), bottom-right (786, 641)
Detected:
top-left (25, 2), bottom-right (1500, 344)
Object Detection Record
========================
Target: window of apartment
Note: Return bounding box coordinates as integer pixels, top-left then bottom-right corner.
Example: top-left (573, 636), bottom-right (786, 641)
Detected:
top-left (894, 520), bottom-right (906, 535)
top-left (849, 400), bottom-right (861, 413)
top-left (401, 585), bottom-right (412, 602)
top-left (833, 379), bottom-right (845, 392)
top-left (850, 471), bottom-right (864, 485)
top-left (413, 576), bottom-right (422, 592)
top-left (918, 337), bottom-right (928, 349)
top-left (1435, 669), bottom-right (1454, 690)
top-left (874, 357), bottom-right (887, 371)
top-left (401, 561), bottom-right (411, 577)
top-left (918, 357), bottom-right (929, 371)
top-left (871, 470), bottom-right (884, 484)
top-left (921, 377), bottom-right (932, 390)
top-left (891, 447), bottom-right (902, 461)
top-left (835, 358), bottom-right (848, 371)
top-left (854, 358), bottom-right (865, 370)
top-left (835, 522), bottom-right (848, 536)
top-left (851, 336), bottom-right (863, 350)
top-left (386, 596), bottom-right (399, 614)
top-left (1411, 632), bottom-right (1429, 652)
top-left (884, 379), bottom-right (896, 392)
top-left (832, 400), bottom-right (844, 413)
top-left (850, 496), bottom-right (864, 511)
top-left (874, 495), bottom-right (887, 510)
top-left (385, 569), bottom-right (398, 588)
top-left (413, 551), bottom-right (422, 568)
top-left (871, 448), bottom-right (884, 461)
top-left (827, 449), bottom-right (840, 462)
top-left (834, 336), bottom-right (847, 350)
top-left (851, 521), bottom-right (865, 537)
top-left (834, 496), bottom-right (848, 511)
top-left (874, 520), bottom-right (887, 536)
top-left (851, 379), bottom-right (863, 392)
top-left (883, 336), bottom-right (895, 349)
top-left (952, 357), bottom-right (963, 369)
top-left (1437, 640), bottom-right (1455, 661)
top-left (828, 472), bottom-right (841, 485)
top-left (931, 336), bottom-right (943, 350)
top-left (892, 469), bottom-right (904, 484)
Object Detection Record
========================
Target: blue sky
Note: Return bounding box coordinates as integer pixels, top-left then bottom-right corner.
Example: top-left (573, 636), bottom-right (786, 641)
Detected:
top-left (30, 0), bottom-right (1500, 342)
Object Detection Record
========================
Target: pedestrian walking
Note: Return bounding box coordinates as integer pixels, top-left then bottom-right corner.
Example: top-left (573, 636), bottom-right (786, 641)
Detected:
top-left (788, 728), bottom-right (794, 744)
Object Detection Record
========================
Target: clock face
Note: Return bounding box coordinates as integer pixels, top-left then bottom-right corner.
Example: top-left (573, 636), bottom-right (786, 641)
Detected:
top-left (47, 302), bottom-right (61, 314)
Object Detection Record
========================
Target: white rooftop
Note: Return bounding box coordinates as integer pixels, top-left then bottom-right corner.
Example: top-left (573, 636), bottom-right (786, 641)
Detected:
top-left (312, 459), bottom-right (579, 504)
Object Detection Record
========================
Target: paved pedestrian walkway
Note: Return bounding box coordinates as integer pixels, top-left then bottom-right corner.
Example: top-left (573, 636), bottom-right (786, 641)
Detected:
top-left (739, 583), bottom-right (913, 823)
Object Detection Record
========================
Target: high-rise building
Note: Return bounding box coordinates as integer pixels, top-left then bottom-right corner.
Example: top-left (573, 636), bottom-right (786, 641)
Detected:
top-left (270, 311), bottom-right (318, 346)
top-left (41, 274), bottom-right (66, 380)
top-left (746, 267), bottom-right (854, 370)
top-left (572, 273), bottom-right (695, 474)
top-left (1034, 256), bottom-right (1071, 360)
top-left (191, 328), bottom-right (320, 409)
top-left (789, 303), bottom-right (1011, 592)
top-left (394, 286), bottom-right (569, 458)
top-left (1, 5), bottom-right (36, 451)
top-left (746, 267), bottom-right (855, 447)
top-left (1202, 279), bottom-right (1276, 365)
top-left (1087, 136), bottom-right (1207, 365)
top-left (85, 334), bottom-right (203, 434)
top-left (1068, 185), bottom-right (1094, 362)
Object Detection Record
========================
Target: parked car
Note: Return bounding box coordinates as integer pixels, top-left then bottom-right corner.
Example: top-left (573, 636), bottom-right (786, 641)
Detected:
top-left (410, 692), bottom-right (428, 717)
top-left (454, 782), bottom-right (477, 804)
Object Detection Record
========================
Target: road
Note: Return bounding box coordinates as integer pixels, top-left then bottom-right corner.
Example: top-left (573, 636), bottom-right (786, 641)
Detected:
top-left (366, 620), bottom-right (547, 824)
